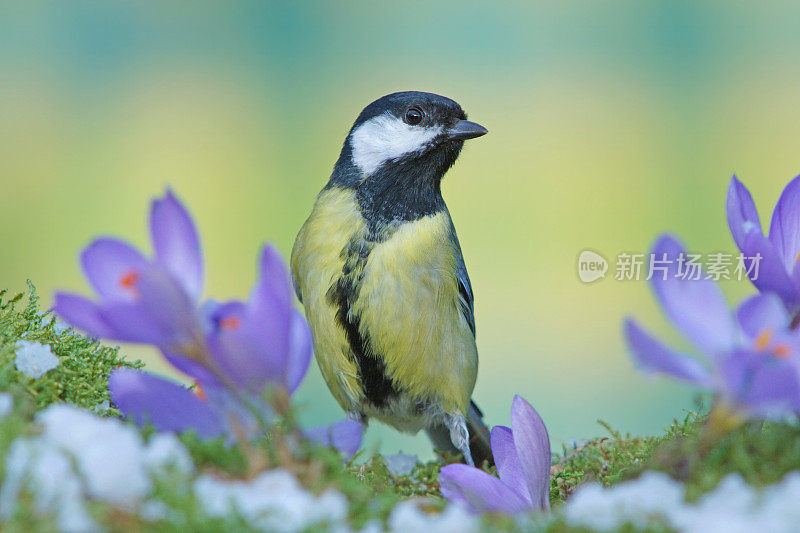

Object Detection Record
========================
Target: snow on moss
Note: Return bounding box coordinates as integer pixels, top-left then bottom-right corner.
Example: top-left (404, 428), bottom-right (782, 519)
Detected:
top-left (15, 340), bottom-right (59, 379)
top-left (563, 470), bottom-right (800, 532)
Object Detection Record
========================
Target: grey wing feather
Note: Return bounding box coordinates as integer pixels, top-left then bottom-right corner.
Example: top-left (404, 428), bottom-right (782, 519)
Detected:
top-left (456, 256), bottom-right (475, 337)
top-left (290, 234), bottom-right (304, 304)
top-left (293, 279), bottom-right (303, 304)
top-left (447, 218), bottom-right (476, 337)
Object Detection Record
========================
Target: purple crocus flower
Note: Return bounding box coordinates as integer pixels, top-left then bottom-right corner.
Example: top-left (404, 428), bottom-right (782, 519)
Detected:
top-left (203, 246), bottom-right (312, 395)
top-left (439, 395), bottom-right (550, 514)
top-left (54, 190), bottom-right (206, 354)
top-left (625, 234), bottom-right (800, 418)
top-left (109, 368), bottom-right (230, 440)
top-left (56, 190), bottom-right (361, 456)
top-left (107, 245), bottom-right (362, 456)
top-left (110, 359), bottom-right (362, 457)
top-left (727, 175), bottom-right (800, 311)
top-left (303, 419), bottom-right (364, 459)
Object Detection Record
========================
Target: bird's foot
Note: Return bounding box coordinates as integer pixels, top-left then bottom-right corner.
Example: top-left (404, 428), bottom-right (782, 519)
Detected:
top-left (445, 413), bottom-right (474, 466)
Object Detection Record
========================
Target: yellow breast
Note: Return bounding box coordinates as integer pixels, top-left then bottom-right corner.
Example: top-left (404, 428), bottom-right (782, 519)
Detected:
top-left (291, 186), bottom-right (478, 417)
top-left (291, 187), bottom-right (365, 409)
top-left (352, 213), bottom-right (477, 414)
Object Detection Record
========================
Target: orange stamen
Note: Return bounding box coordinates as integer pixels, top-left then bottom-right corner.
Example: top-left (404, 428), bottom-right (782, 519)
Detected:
top-left (119, 269), bottom-right (139, 292)
top-left (755, 328), bottom-right (793, 359)
top-left (219, 316), bottom-right (242, 330)
top-left (773, 344), bottom-right (791, 359)
top-left (755, 329), bottom-right (772, 350)
top-left (193, 382), bottom-right (207, 401)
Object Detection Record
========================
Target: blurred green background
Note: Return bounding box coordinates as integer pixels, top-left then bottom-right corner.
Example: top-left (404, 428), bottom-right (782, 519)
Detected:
top-left (2, 2), bottom-right (800, 458)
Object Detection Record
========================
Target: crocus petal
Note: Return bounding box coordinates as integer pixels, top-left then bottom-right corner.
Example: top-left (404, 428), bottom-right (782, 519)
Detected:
top-left (740, 230), bottom-right (800, 310)
top-left (253, 245), bottom-right (294, 310)
top-left (98, 267), bottom-right (203, 348)
top-left (718, 350), bottom-right (800, 418)
top-left (624, 318), bottom-right (713, 385)
top-left (207, 301), bottom-right (247, 329)
top-left (736, 293), bottom-right (790, 339)
top-left (726, 176), bottom-right (762, 250)
top-left (305, 419), bottom-right (363, 459)
top-left (769, 175), bottom-right (800, 274)
top-left (510, 395), bottom-right (551, 510)
top-left (439, 464), bottom-right (532, 514)
top-left (136, 265), bottom-right (193, 310)
top-left (98, 301), bottom-right (171, 345)
top-left (286, 309), bottom-right (312, 394)
top-left (162, 350), bottom-right (220, 388)
top-left (80, 238), bottom-right (148, 302)
top-left (202, 385), bottom-right (269, 443)
top-left (150, 189), bottom-right (204, 303)
top-left (246, 251), bottom-right (293, 383)
top-left (53, 292), bottom-right (112, 338)
top-left (134, 266), bottom-right (205, 349)
top-left (490, 425), bottom-right (532, 505)
top-left (207, 297), bottom-right (290, 394)
top-left (206, 326), bottom-right (262, 392)
top-left (109, 368), bottom-right (225, 440)
top-left (206, 248), bottom-right (294, 392)
top-left (649, 235), bottom-right (737, 355)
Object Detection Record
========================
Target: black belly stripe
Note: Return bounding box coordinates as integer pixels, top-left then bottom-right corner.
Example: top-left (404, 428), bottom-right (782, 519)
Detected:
top-left (326, 238), bottom-right (399, 408)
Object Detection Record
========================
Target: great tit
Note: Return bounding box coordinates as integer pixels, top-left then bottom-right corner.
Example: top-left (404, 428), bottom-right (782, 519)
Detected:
top-left (291, 91), bottom-right (492, 466)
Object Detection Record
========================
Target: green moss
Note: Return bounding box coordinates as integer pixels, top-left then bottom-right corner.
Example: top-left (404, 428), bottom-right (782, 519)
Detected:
top-left (549, 412), bottom-right (702, 505)
top-left (178, 432), bottom-right (250, 478)
top-left (1, 491), bottom-right (61, 533)
top-left (638, 419), bottom-right (800, 500)
top-left (0, 283), bottom-right (142, 413)
top-left (3, 284), bottom-right (800, 532)
top-left (356, 455), bottom-right (444, 499)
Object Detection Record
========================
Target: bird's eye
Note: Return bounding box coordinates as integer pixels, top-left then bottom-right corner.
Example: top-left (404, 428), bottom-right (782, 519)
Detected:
top-left (404, 107), bottom-right (423, 125)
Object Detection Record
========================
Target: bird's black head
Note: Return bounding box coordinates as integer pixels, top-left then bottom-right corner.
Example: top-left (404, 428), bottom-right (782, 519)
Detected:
top-left (330, 91), bottom-right (487, 225)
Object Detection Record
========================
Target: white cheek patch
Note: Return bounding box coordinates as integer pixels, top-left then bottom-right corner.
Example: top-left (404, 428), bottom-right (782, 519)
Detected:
top-left (350, 113), bottom-right (443, 176)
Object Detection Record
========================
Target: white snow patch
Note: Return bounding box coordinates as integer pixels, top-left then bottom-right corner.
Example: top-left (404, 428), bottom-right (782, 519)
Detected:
top-left (38, 405), bottom-right (151, 508)
top-left (565, 472), bottom-right (682, 531)
top-left (36, 311), bottom-right (70, 335)
top-left (388, 499), bottom-right (479, 533)
top-left (195, 469), bottom-right (348, 532)
top-left (15, 340), bottom-right (59, 378)
top-left (383, 452), bottom-right (418, 477)
top-left (140, 499), bottom-right (170, 522)
top-left (0, 405), bottom-right (203, 529)
top-left (0, 438), bottom-right (98, 532)
top-left (144, 433), bottom-right (193, 476)
top-left (563, 470), bottom-right (800, 533)
top-left (0, 393), bottom-right (13, 417)
top-left (93, 400), bottom-right (110, 414)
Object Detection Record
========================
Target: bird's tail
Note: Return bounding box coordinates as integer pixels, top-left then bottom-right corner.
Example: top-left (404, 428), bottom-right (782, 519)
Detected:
top-left (426, 400), bottom-right (494, 467)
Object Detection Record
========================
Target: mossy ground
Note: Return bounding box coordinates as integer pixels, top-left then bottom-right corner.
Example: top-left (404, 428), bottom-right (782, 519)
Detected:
top-left (0, 283), bottom-right (143, 412)
top-left (2, 285), bottom-right (800, 532)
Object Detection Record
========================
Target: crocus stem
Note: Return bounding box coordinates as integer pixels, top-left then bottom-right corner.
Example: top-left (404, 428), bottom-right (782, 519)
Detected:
top-left (698, 402), bottom-right (743, 453)
top-left (180, 341), bottom-right (274, 435)
top-left (268, 387), bottom-right (307, 447)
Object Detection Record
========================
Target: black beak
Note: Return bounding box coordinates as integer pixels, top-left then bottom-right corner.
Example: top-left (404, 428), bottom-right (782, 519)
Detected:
top-left (447, 120), bottom-right (488, 141)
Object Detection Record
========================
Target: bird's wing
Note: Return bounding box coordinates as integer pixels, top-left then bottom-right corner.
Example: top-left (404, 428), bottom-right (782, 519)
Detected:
top-left (448, 220), bottom-right (476, 338)
top-left (290, 223), bottom-right (307, 304)
top-left (456, 255), bottom-right (476, 337)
